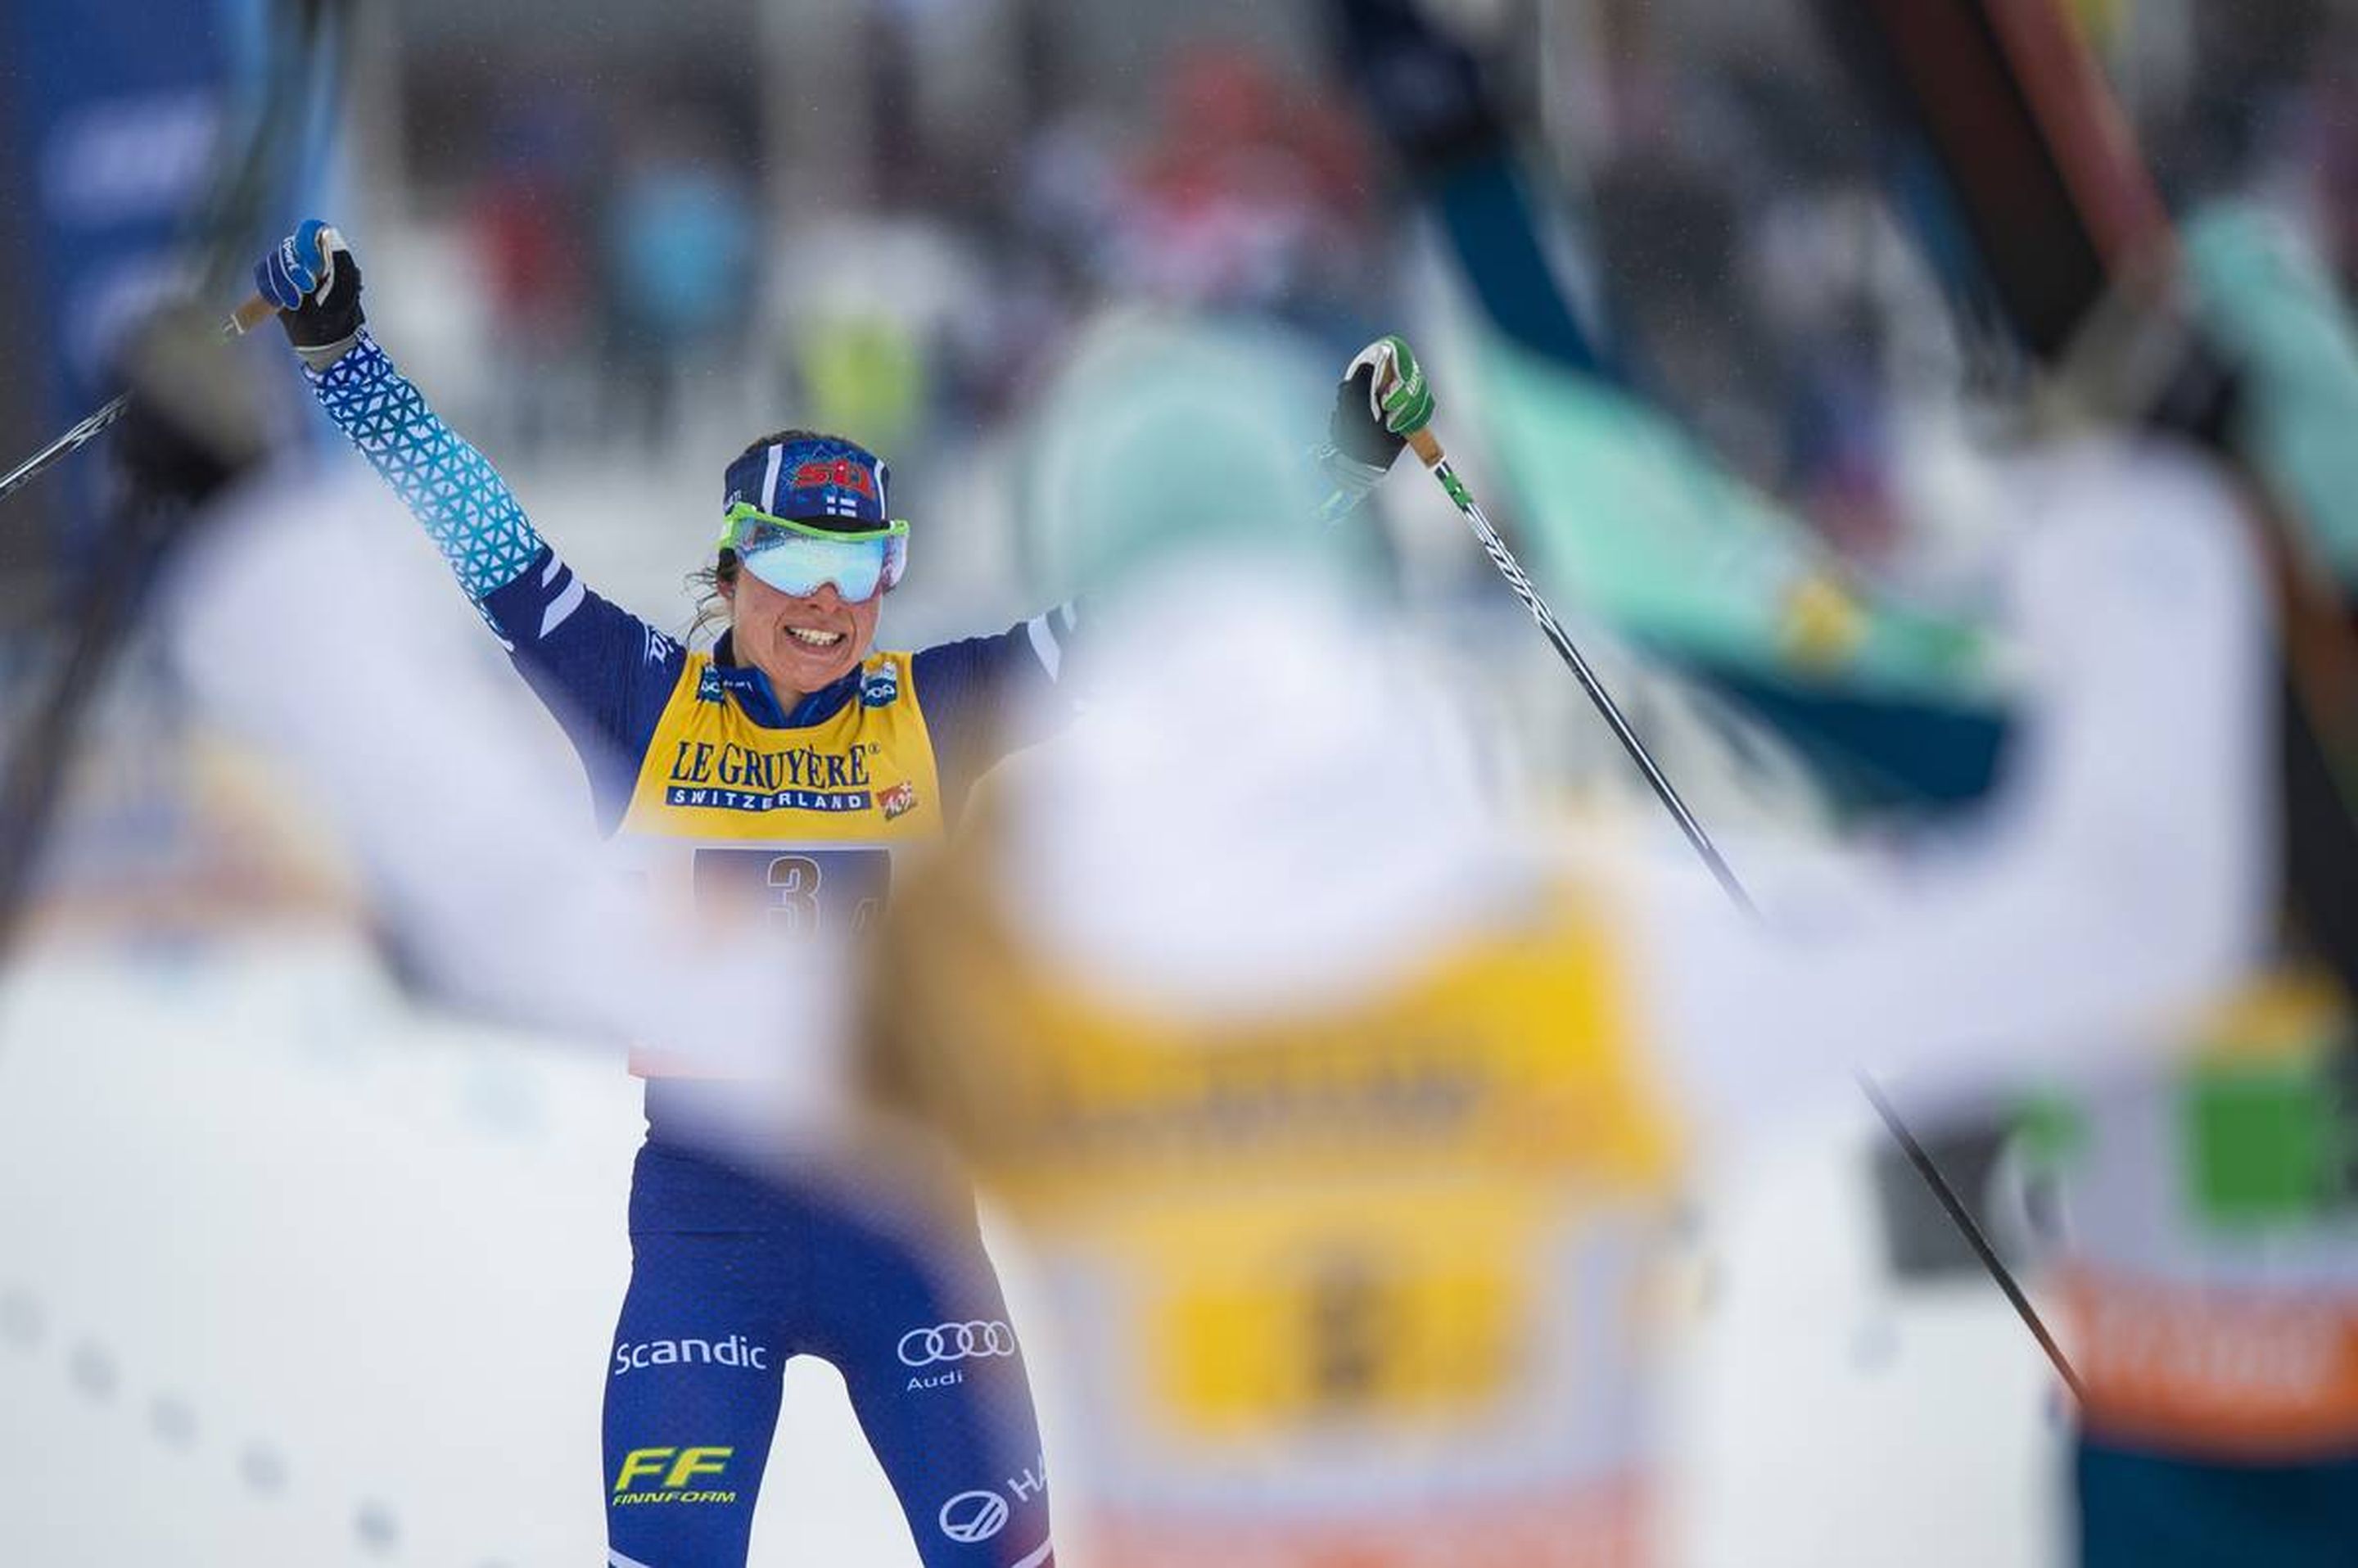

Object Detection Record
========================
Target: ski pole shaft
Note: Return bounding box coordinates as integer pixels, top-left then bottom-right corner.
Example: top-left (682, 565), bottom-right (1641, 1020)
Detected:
top-left (0, 395), bottom-right (131, 506)
top-left (1399, 418), bottom-right (2085, 1398)
top-left (1856, 1072), bottom-right (2089, 1403)
top-left (1403, 427), bottom-right (1755, 913)
top-left (0, 294), bottom-right (278, 508)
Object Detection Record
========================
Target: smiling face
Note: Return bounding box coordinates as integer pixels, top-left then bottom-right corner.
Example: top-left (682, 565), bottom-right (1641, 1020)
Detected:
top-left (720, 569), bottom-right (883, 696)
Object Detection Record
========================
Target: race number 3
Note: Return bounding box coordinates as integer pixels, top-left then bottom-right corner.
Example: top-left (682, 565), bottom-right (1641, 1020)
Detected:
top-left (693, 846), bottom-right (890, 938)
top-left (766, 855), bottom-right (823, 936)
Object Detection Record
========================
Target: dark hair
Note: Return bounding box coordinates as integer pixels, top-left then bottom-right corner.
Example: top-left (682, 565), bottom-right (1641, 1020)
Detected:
top-left (686, 427), bottom-right (865, 641)
top-left (739, 427), bottom-right (853, 461)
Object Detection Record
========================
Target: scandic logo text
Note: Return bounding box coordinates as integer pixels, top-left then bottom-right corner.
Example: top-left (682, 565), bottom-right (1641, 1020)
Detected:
top-left (612, 1334), bottom-right (772, 1377)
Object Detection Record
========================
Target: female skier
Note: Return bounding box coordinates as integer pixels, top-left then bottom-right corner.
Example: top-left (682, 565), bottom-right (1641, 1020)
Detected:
top-left (254, 219), bottom-right (1071, 1568)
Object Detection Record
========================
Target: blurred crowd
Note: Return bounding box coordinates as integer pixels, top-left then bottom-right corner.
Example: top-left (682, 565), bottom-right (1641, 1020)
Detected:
top-left (371, 0), bottom-right (2358, 611)
top-left (423, 22), bottom-right (1389, 467)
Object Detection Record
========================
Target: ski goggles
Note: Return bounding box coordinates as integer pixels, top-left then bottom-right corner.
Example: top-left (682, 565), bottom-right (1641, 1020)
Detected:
top-left (720, 503), bottom-right (910, 603)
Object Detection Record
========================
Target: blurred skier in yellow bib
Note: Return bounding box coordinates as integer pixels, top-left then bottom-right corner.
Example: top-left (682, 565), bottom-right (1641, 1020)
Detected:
top-left (859, 333), bottom-right (2275, 1566)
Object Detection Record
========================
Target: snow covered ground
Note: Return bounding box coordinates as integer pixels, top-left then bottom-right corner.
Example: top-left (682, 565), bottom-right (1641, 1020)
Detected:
top-left (0, 931), bottom-right (2067, 1566)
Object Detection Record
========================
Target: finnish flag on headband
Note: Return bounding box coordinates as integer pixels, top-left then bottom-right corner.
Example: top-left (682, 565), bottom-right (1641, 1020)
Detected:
top-left (722, 435), bottom-right (892, 532)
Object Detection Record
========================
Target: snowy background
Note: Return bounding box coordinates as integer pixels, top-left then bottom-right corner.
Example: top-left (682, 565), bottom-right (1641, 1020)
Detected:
top-left (0, 932), bottom-right (2065, 1566)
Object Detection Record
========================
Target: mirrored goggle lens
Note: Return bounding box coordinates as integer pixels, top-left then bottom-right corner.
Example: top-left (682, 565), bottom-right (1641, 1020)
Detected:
top-left (737, 531), bottom-right (906, 603)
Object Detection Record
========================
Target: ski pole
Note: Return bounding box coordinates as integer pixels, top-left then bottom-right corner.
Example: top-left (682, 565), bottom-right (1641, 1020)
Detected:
top-left (1399, 422), bottom-right (1754, 913)
top-left (1394, 404), bottom-right (2089, 1402)
top-left (0, 294), bottom-right (280, 508)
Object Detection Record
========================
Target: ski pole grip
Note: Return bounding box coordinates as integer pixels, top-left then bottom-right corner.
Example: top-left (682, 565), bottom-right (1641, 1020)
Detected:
top-left (225, 226), bottom-right (337, 337)
top-left (225, 294), bottom-right (278, 337)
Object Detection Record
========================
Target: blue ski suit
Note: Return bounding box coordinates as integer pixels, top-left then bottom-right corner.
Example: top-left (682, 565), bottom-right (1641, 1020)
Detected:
top-left (304, 334), bottom-right (1064, 1568)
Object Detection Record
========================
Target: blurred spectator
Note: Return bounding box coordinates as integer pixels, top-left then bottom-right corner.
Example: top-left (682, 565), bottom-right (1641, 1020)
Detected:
top-left (1103, 47), bottom-right (1381, 340)
top-left (468, 96), bottom-right (597, 457)
top-left (596, 118), bottom-right (757, 450)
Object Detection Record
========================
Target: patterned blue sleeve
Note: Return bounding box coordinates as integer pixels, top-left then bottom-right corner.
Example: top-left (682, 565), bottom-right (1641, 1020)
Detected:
top-left (309, 334), bottom-right (684, 831)
top-left (912, 603), bottom-right (1080, 818)
top-left (307, 332), bottom-right (546, 607)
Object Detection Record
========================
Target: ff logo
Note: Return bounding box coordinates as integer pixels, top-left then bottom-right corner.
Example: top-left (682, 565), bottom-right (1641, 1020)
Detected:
top-left (937, 1489), bottom-right (1009, 1543)
top-left (879, 780), bottom-right (918, 820)
top-left (899, 1320), bottom-right (1017, 1367)
top-left (612, 1447), bottom-right (737, 1507)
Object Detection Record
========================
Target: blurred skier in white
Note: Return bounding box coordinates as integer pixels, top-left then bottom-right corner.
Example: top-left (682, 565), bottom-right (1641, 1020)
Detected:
top-left (861, 339), bottom-right (2274, 1567)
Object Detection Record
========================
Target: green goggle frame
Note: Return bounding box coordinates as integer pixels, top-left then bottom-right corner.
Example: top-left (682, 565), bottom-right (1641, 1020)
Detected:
top-left (718, 501), bottom-right (910, 550)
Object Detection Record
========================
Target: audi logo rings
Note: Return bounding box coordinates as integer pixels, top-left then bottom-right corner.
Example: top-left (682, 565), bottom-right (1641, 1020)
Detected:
top-left (898, 1321), bottom-right (1018, 1367)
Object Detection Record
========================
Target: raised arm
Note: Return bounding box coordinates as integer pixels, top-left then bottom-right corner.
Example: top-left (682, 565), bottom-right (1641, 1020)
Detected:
top-left (1638, 439), bottom-right (2273, 1138)
top-left (255, 221), bottom-right (547, 611)
top-left (255, 220), bottom-right (687, 829)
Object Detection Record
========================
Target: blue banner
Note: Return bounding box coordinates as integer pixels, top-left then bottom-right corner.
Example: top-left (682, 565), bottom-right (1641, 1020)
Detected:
top-left (3, 0), bottom-right (239, 540)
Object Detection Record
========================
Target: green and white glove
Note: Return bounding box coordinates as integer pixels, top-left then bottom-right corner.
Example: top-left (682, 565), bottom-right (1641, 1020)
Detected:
top-left (1318, 334), bottom-right (1433, 523)
top-left (1330, 334), bottom-right (1434, 470)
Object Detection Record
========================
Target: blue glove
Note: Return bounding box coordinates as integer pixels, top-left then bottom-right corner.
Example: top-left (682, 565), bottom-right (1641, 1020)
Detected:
top-left (255, 219), bottom-right (364, 363)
